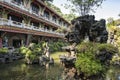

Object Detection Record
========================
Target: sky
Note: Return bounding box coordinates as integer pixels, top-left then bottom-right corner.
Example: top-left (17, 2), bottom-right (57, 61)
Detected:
top-left (53, 0), bottom-right (120, 20)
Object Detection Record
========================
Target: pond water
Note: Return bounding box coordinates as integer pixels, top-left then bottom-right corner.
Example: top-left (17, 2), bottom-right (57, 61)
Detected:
top-left (0, 59), bottom-right (120, 80)
top-left (0, 60), bottom-right (64, 80)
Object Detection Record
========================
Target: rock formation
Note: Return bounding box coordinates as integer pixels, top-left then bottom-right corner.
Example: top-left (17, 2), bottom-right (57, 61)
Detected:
top-left (65, 15), bottom-right (108, 44)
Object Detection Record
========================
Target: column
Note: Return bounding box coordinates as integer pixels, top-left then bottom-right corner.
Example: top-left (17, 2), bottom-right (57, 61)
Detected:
top-left (26, 34), bottom-right (32, 46)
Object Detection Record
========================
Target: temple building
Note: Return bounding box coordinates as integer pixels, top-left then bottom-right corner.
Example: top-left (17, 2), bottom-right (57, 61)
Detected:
top-left (0, 0), bottom-right (70, 48)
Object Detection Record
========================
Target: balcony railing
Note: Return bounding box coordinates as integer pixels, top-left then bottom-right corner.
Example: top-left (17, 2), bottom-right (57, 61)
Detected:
top-left (0, 0), bottom-right (66, 27)
top-left (0, 18), bottom-right (64, 36)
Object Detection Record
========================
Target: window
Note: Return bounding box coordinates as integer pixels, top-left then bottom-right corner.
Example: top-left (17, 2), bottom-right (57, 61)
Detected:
top-left (13, 0), bottom-right (23, 5)
top-left (64, 22), bottom-right (66, 27)
top-left (31, 22), bottom-right (39, 27)
top-left (31, 3), bottom-right (39, 14)
top-left (45, 26), bottom-right (50, 30)
top-left (44, 11), bottom-right (50, 20)
top-left (13, 39), bottom-right (21, 48)
top-left (52, 16), bottom-right (56, 23)
top-left (59, 20), bottom-right (62, 26)
top-left (8, 14), bottom-right (23, 23)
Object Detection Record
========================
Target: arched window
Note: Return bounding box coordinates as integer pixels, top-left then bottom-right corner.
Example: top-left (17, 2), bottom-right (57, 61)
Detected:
top-left (8, 14), bottom-right (23, 23)
top-left (13, 0), bottom-right (23, 5)
top-left (52, 16), bottom-right (57, 23)
top-left (44, 11), bottom-right (50, 20)
top-left (59, 19), bottom-right (62, 26)
top-left (44, 25), bottom-right (50, 30)
top-left (31, 3), bottom-right (39, 14)
top-left (31, 21), bottom-right (39, 27)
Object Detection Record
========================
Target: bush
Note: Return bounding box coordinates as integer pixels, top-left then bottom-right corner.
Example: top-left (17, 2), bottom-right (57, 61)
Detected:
top-left (111, 54), bottom-right (120, 65)
top-left (49, 41), bottom-right (68, 52)
top-left (19, 47), bottom-right (29, 55)
top-left (19, 43), bottom-right (43, 62)
top-left (0, 48), bottom-right (8, 54)
top-left (75, 42), bottom-right (118, 78)
top-left (75, 53), bottom-right (104, 77)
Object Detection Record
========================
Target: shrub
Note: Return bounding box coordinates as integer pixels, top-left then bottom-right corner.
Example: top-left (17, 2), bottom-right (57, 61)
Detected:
top-left (19, 47), bottom-right (29, 55)
top-left (75, 53), bottom-right (104, 77)
top-left (75, 42), bottom-right (118, 78)
top-left (0, 48), bottom-right (8, 54)
top-left (19, 43), bottom-right (43, 62)
top-left (49, 41), bottom-right (69, 52)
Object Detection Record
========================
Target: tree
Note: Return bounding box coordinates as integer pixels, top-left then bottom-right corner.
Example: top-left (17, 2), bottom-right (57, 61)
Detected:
top-left (67, 0), bottom-right (105, 16)
top-left (41, 0), bottom-right (53, 2)
top-left (46, 2), bottom-right (63, 16)
top-left (107, 17), bottom-right (115, 27)
top-left (46, 2), bottom-right (77, 22)
top-left (63, 12), bottom-right (77, 22)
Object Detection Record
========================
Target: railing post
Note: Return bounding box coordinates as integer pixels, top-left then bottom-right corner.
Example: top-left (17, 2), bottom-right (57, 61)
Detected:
top-left (8, 16), bottom-right (11, 26)
top-left (20, 2), bottom-right (22, 9)
top-left (29, 9), bottom-right (32, 14)
top-left (1, 18), bottom-right (3, 25)
top-left (31, 23), bottom-right (33, 30)
top-left (22, 20), bottom-right (24, 28)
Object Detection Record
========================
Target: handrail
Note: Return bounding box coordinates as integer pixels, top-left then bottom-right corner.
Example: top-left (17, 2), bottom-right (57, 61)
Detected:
top-left (0, 18), bottom-right (64, 36)
top-left (0, 0), bottom-right (64, 27)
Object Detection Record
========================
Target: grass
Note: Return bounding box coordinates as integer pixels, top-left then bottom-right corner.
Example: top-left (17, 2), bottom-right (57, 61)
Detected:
top-left (50, 51), bottom-right (68, 63)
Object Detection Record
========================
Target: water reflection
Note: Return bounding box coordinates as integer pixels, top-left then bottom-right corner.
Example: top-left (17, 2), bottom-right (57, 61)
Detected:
top-left (0, 60), bottom-right (63, 80)
top-left (0, 60), bottom-right (120, 80)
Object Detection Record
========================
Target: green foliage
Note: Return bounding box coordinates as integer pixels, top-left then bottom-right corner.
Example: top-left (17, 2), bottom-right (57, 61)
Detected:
top-left (49, 41), bottom-right (69, 52)
top-left (19, 47), bottom-right (29, 55)
top-left (75, 42), bottom-right (118, 77)
top-left (63, 13), bottom-right (77, 22)
top-left (19, 43), bottom-right (43, 62)
top-left (107, 17), bottom-right (117, 28)
top-left (76, 42), bottom-right (97, 53)
top-left (76, 53), bottom-right (104, 77)
top-left (67, 0), bottom-right (105, 15)
top-left (19, 41), bottom-right (68, 62)
top-left (107, 18), bottom-right (120, 29)
top-left (0, 48), bottom-right (8, 54)
top-left (98, 44), bottom-right (118, 53)
top-left (46, 2), bottom-right (76, 22)
top-left (46, 2), bottom-right (63, 16)
top-left (111, 55), bottom-right (120, 64)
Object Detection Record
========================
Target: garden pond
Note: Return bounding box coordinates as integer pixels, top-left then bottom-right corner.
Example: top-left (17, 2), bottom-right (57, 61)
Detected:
top-left (0, 59), bottom-right (120, 80)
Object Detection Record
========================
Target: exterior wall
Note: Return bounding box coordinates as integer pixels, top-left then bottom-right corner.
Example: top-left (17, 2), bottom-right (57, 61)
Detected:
top-left (0, 0), bottom-right (70, 48)
top-left (1, 32), bottom-right (26, 47)
top-left (0, 31), bottom-right (60, 48)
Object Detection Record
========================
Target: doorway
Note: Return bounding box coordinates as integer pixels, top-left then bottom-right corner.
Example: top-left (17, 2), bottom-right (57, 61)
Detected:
top-left (13, 39), bottom-right (21, 48)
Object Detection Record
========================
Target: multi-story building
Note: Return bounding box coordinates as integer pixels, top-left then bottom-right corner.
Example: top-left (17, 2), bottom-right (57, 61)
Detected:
top-left (0, 0), bottom-right (70, 48)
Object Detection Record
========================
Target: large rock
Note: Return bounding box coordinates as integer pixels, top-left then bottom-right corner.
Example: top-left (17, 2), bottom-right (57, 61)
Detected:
top-left (65, 15), bottom-right (108, 44)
